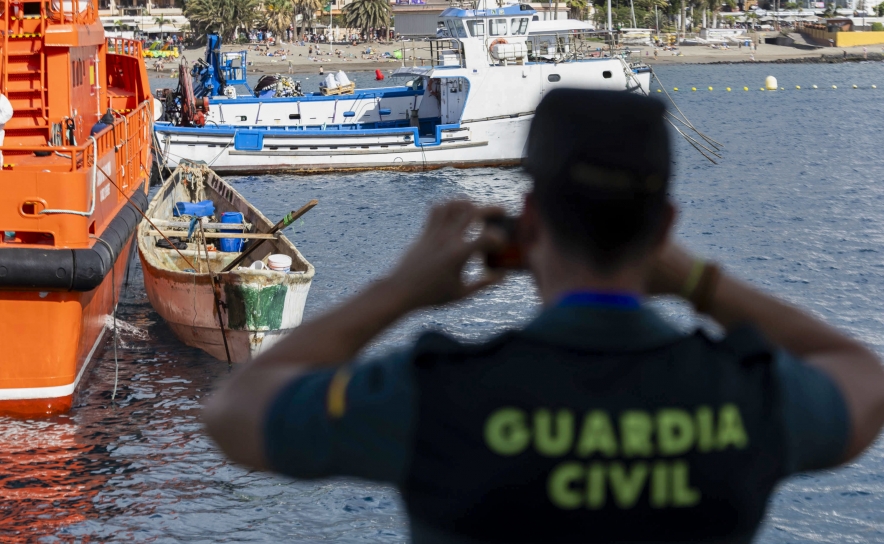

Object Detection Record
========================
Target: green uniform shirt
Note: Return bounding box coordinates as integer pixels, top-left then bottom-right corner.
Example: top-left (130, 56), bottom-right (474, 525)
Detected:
top-left (264, 304), bottom-right (849, 540)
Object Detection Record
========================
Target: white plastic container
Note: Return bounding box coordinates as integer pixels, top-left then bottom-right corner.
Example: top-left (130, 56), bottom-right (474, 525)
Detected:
top-left (335, 70), bottom-right (351, 87)
top-left (249, 260), bottom-right (266, 270)
top-left (323, 73), bottom-right (338, 89)
top-left (267, 254), bottom-right (292, 272)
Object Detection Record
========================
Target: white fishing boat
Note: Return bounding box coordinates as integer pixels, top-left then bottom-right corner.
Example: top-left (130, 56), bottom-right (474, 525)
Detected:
top-left (153, 2), bottom-right (651, 174)
top-left (137, 162), bottom-right (315, 363)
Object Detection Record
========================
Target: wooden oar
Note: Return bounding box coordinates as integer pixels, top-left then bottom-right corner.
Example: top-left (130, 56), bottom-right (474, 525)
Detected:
top-left (220, 199), bottom-right (318, 273)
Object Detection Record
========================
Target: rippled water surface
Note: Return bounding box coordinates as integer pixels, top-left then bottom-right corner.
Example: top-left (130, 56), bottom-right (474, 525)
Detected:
top-left (4, 63), bottom-right (884, 542)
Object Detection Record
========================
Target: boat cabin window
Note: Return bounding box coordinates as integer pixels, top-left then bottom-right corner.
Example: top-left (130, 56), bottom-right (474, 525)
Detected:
top-left (446, 19), bottom-right (468, 38)
top-left (510, 17), bottom-right (529, 35)
top-left (466, 20), bottom-right (485, 37)
top-left (489, 18), bottom-right (508, 36)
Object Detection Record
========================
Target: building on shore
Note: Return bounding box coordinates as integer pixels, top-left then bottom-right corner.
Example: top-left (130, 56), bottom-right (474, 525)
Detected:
top-left (99, 7), bottom-right (188, 40)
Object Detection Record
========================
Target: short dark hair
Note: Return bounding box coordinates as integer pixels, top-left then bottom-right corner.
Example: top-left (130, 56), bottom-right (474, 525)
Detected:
top-left (524, 89), bottom-right (672, 273)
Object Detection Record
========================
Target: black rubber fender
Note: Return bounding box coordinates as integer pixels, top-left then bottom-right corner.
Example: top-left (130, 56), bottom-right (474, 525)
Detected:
top-left (0, 184), bottom-right (148, 291)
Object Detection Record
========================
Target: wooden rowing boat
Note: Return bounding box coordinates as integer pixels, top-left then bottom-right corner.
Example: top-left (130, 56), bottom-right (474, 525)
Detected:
top-left (137, 162), bottom-right (314, 363)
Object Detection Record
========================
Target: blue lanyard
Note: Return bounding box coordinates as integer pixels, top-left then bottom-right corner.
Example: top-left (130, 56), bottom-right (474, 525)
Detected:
top-left (557, 291), bottom-right (642, 310)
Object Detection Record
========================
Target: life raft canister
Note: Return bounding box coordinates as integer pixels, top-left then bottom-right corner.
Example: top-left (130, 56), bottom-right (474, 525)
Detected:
top-left (489, 38), bottom-right (508, 56)
top-left (375, 69), bottom-right (385, 81)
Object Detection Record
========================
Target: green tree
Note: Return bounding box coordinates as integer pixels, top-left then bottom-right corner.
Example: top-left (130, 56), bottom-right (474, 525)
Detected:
top-left (263, 0), bottom-right (294, 39)
top-left (185, 0), bottom-right (260, 42)
top-left (155, 14), bottom-right (169, 40)
top-left (294, 0), bottom-right (322, 39)
top-left (640, 0), bottom-right (668, 29)
top-left (566, 0), bottom-right (589, 19)
top-left (342, 0), bottom-right (391, 40)
top-left (705, 0), bottom-right (722, 29)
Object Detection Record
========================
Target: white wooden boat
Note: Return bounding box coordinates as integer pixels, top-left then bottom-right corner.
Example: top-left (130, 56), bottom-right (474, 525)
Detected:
top-left (137, 162), bottom-right (314, 363)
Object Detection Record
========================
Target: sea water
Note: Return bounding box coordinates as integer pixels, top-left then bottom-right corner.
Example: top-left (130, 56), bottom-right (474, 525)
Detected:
top-left (3, 63), bottom-right (884, 542)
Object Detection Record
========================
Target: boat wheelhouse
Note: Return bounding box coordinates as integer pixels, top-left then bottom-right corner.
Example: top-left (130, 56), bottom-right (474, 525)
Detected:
top-left (0, 0), bottom-right (153, 415)
top-left (154, 1), bottom-right (650, 174)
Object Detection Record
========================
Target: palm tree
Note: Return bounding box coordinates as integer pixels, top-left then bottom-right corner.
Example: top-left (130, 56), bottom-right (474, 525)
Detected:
top-left (639, 0), bottom-right (668, 31)
top-left (680, 0), bottom-right (686, 38)
top-left (113, 18), bottom-right (123, 34)
top-left (264, 0), bottom-right (294, 40)
top-left (342, 0), bottom-right (391, 41)
top-left (745, 9), bottom-right (758, 35)
top-left (154, 15), bottom-right (169, 41)
top-left (294, 0), bottom-right (322, 39)
top-left (566, 0), bottom-right (588, 19)
top-left (185, 0), bottom-right (260, 42)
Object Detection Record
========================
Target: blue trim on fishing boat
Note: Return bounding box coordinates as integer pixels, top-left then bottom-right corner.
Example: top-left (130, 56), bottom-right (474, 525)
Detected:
top-left (207, 87), bottom-right (420, 105)
top-left (155, 117), bottom-right (450, 137)
top-left (158, 121), bottom-right (465, 150)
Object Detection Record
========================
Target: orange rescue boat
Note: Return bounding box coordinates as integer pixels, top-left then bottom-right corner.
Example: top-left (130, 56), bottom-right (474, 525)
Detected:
top-left (0, 0), bottom-right (153, 416)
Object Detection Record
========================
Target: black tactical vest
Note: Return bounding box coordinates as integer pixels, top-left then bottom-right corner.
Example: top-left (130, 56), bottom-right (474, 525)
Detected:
top-left (402, 326), bottom-right (786, 544)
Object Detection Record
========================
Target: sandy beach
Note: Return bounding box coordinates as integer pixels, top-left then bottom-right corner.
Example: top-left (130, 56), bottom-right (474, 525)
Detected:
top-left (144, 34), bottom-right (884, 80)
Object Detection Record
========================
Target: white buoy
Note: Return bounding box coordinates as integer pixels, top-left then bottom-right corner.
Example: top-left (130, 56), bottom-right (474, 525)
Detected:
top-left (765, 75), bottom-right (778, 90)
top-left (812, 84), bottom-right (818, 89)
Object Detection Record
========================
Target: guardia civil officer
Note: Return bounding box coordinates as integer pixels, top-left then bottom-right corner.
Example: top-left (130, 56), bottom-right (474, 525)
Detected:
top-left (205, 90), bottom-right (884, 543)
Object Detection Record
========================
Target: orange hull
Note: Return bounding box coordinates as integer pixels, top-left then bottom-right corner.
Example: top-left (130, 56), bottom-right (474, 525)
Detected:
top-left (0, 1), bottom-right (153, 416)
top-left (0, 238), bottom-right (134, 417)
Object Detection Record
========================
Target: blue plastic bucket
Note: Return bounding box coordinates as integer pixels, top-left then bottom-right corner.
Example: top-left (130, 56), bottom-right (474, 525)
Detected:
top-left (219, 212), bottom-right (244, 252)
